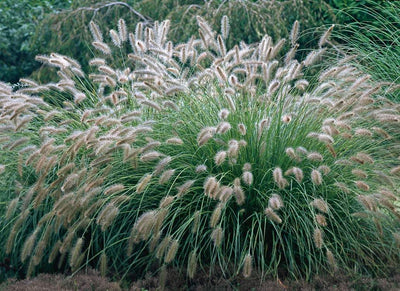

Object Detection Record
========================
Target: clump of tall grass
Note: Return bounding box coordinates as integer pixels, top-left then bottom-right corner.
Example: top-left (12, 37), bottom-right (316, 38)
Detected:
top-left (0, 16), bottom-right (399, 282)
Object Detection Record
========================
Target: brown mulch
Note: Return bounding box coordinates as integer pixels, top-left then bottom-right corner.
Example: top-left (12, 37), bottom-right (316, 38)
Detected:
top-left (1, 268), bottom-right (400, 291)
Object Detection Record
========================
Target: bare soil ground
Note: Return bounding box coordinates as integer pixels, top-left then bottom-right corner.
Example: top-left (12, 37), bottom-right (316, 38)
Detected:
top-left (1, 268), bottom-right (400, 290)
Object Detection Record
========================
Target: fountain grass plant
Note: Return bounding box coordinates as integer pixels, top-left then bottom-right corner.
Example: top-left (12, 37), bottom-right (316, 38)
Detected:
top-left (0, 16), bottom-right (399, 284)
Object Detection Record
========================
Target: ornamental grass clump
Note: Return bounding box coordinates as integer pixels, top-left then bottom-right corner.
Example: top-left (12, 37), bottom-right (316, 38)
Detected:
top-left (0, 16), bottom-right (399, 282)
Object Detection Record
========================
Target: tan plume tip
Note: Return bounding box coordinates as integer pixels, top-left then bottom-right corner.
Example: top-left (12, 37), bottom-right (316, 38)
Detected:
top-left (204, 176), bottom-right (220, 199)
top-left (319, 24), bottom-right (334, 48)
top-left (238, 123), bottom-right (247, 135)
top-left (92, 42), bottom-right (111, 55)
top-left (307, 152), bottom-right (323, 162)
top-left (241, 163), bottom-right (251, 171)
top-left (242, 171), bottom-right (253, 186)
top-left (191, 211), bottom-right (201, 234)
top-left (318, 133), bottom-right (334, 144)
top-left (187, 250), bottom-right (197, 279)
top-left (216, 121), bottom-right (231, 134)
top-left (326, 248), bottom-right (338, 271)
top-left (195, 164), bottom-right (207, 173)
top-left (221, 15), bottom-right (230, 39)
top-left (316, 214), bottom-right (327, 227)
top-left (118, 18), bottom-right (127, 42)
top-left (355, 180), bottom-right (370, 191)
top-left (233, 185), bottom-right (245, 206)
top-left (136, 173), bottom-right (152, 193)
top-left (100, 252), bottom-right (107, 276)
top-left (104, 184), bottom-right (125, 195)
top-left (197, 127), bottom-right (215, 146)
top-left (210, 203), bottom-right (223, 228)
top-left (292, 167), bottom-right (304, 183)
top-left (243, 254), bottom-right (253, 278)
top-left (211, 227), bottom-right (223, 247)
top-left (290, 20), bottom-right (300, 46)
top-left (69, 238), bottom-right (84, 269)
top-left (268, 194), bottom-right (284, 210)
top-left (5, 197), bottom-right (19, 220)
top-left (311, 169), bottom-right (323, 185)
top-left (285, 148), bottom-right (298, 160)
top-left (218, 186), bottom-right (233, 203)
top-left (273, 167), bottom-right (283, 183)
top-left (159, 195), bottom-right (175, 208)
top-left (264, 207), bottom-right (282, 224)
top-left (311, 198), bottom-right (329, 213)
top-left (164, 239), bottom-right (179, 263)
top-left (21, 228), bottom-right (41, 263)
top-left (214, 151), bottom-right (227, 166)
top-left (228, 140), bottom-right (239, 158)
top-left (159, 169), bottom-right (175, 185)
top-left (313, 228), bottom-right (323, 249)
top-left (177, 180), bottom-right (195, 197)
top-left (218, 108), bottom-right (229, 120)
top-left (166, 137), bottom-right (183, 145)
top-left (89, 21), bottom-right (103, 42)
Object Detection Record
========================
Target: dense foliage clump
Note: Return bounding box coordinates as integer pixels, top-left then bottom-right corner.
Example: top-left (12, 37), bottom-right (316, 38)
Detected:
top-left (0, 16), bottom-right (399, 285)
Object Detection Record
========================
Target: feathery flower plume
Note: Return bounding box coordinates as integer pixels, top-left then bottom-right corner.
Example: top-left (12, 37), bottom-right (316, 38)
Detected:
top-left (156, 236), bottom-right (171, 259)
top-left (243, 254), bottom-right (253, 278)
top-left (218, 109), bottom-right (229, 120)
top-left (118, 18), bottom-right (127, 42)
top-left (273, 167), bottom-right (288, 189)
top-left (264, 207), bottom-right (282, 224)
top-left (21, 228), bottom-right (41, 263)
top-left (195, 164), bottom-right (207, 173)
top-left (216, 121), bottom-right (231, 134)
top-left (319, 24), bottom-right (334, 48)
top-left (326, 249), bottom-right (338, 271)
top-left (290, 20), bottom-right (299, 46)
top-left (308, 152), bottom-right (323, 162)
top-left (292, 167), bottom-right (304, 182)
top-left (92, 42), bottom-right (111, 55)
top-left (355, 180), bottom-right (370, 191)
top-left (316, 214), bottom-right (327, 227)
top-left (311, 198), bottom-right (329, 213)
top-left (268, 194), bottom-right (284, 210)
top-left (242, 171), bottom-right (253, 186)
top-left (313, 228), bottom-right (323, 249)
top-left (197, 127), bottom-right (215, 146)
top-left (164, 239), bottom-right (179, 263)
top-left (89, 21), bottom-right (103, 42)
top-left (238, 123), bottom-right (247, 135)
top-left (136, 173), bottom-right (152, 193)
top-left (69, 238), bottom-right (84, 269)
top-left (140, 151), bottom-right (162, 162)
top-left (159, 169), bottom-right (175, 185)
top-left (211, 227), bottom-right (223, 247)
top-left (351, 169), bottom-right (368, 178)
top-left (154, 156), bottom-right (172, 175)
top-left (214, 151), bottom-right (227, 166)
top-left (159, 196), bottom-right (175, 208)
top-left (104, 184), bottom-right (125, 195)
top-left (187, 250), bottom-right (197, 279)
top-left (311, 169), bottom-right (323, 185)
top-left (221, 15), bottom-right (229, 39)
top-left (166, 137), bottom-right (183, 145)
top-left (177, 180), bottom-right (195, 197)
